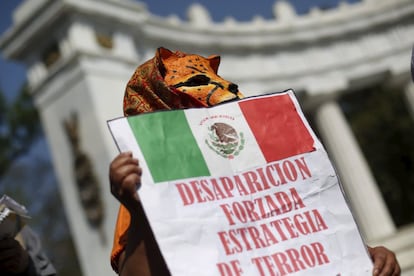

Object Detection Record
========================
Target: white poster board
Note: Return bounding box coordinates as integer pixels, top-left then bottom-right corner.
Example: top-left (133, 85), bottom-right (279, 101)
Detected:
top-left (108, 90), bottom-right (373, 275)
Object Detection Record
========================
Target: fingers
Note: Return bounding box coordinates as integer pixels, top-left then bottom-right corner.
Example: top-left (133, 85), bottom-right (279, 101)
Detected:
top-left (391, 264), bottom-right (401, 276)
top-left (110, 152), bottom-right (139, 178)
top-left (369, 246), bottom-right (400, 276)
top-left (110, 152), bottom-right (141, 184)
top-left (109, 152), bottom-right (142, 209)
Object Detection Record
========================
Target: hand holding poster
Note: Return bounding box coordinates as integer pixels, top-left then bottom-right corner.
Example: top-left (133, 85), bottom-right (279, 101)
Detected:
top-left (108, 90), bottom-right (373, 275)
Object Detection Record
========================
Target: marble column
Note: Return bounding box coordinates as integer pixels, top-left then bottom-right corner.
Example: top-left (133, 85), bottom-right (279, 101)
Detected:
top-left (314, 101), bottom-right (395, 241)
top-left (404, 82), bottom-right (414, 120)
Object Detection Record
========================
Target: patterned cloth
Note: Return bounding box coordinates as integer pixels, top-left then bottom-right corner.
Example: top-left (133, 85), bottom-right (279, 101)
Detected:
top-left (111, 50), bottom-right (206, 273)
top-left (123, 52), bottom-right (206, 116)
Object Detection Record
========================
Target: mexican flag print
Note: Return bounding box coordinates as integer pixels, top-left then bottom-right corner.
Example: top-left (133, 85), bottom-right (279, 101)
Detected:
top-left (109, 91), bottom-right (315, 183)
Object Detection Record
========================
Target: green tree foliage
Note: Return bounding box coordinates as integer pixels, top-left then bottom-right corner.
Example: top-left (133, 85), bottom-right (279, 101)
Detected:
top-left (0, 86), bottom-right (40, 176)
top-left (339, 85), bottom-right (414, 227)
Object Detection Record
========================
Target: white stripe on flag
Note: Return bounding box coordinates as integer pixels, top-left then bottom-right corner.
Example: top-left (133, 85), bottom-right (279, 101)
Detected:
top-left (184, 102), bottom-right (267, 176)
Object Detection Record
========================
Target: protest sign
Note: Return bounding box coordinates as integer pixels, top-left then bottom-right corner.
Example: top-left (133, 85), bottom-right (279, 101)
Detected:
top-left (108, 90), bottom-right (373, 275)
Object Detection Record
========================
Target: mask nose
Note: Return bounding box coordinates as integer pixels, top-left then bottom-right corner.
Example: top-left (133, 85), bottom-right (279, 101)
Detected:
top-left (228, 83), bottom-right (239, 94)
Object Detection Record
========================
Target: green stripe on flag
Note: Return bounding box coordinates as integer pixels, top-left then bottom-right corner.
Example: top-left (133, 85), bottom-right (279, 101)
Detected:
top-left (127, 110), bottom-right (210, 183)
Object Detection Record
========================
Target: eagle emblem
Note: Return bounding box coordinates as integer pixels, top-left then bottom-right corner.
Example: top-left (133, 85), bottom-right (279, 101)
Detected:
top-left (205, 122), bottom-right (244, 159)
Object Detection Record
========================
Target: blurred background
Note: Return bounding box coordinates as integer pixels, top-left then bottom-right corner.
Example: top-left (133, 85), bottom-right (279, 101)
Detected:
top-left (1, 0), bottom-right (413, 275)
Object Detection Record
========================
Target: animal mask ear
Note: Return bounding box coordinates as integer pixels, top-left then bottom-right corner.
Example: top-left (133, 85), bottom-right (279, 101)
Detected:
top-left (207, 55), bottom-right (220, 73)
top-left (157, 47), bottom-right (175, 77)
top-left (158, 47), bottom-right (174, 59)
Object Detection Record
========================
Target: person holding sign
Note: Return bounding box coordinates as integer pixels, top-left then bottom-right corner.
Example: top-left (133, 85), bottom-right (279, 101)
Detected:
top-left (109, 48), bottom-right (400, 276)
top-left (110, 47), bottom-right (243, 275)
top-left (0, 195), bottom-right (56, 276)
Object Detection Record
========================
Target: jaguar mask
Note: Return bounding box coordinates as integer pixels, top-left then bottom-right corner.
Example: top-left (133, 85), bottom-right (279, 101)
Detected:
top-left (123, 47), bottom-right (244, 116)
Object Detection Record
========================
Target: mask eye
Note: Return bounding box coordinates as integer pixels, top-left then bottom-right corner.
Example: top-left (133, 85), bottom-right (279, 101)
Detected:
top-left (174, 75), bottom-right (210, 88)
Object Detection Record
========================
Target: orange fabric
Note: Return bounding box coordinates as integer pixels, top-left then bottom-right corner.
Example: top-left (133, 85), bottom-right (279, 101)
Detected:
top-left (111, 205), bottom-right (130, 273)
top-left (110, 47), bottom-right (243, 273)
top-left (122, 49), bottom-right (207, 117)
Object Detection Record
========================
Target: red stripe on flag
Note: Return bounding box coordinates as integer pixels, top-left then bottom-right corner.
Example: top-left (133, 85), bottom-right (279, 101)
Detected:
top-left (239, 94), bottom-right (315, 162)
